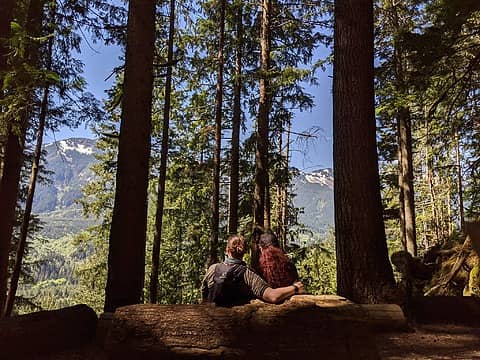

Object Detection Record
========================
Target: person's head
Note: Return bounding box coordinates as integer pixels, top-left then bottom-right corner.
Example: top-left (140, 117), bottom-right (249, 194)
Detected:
top-left (259, 232), bottom-right (279, 250)
top-left (225, 234), bottom-right (246, 259)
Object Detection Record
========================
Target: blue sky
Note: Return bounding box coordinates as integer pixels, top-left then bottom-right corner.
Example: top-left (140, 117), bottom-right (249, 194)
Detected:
top-left (45, 40), bottom-right (333, 171)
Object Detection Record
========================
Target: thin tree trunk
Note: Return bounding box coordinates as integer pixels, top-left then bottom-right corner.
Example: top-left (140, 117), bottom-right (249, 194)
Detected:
top-left (254, 0), bottom-right (271, 229)
top-left (104, 0), bottom-right (156, 312)
top-left (455, 129), bottom-right (465, 233)
top-left (333, 0), bottom-right (395, 303)
top-left (397, 128), bottom-right (406, 251)
top-left (4, 84), bottom-right (50, 317)
top-left (228, 2), bottom-right (242, 235)
top-left (276, 129), bottom-right (283, 240)
top-left (208, 0), bottom-right (226, 267)
top-left (264, 174), bottom-right (271, 229)
top-left (149, 0), bottom-right (176, 304)
top-left (281, 119), bottom-right (291, 249)
top-left (426, 160), bottom-right (439, 243)
top-left (398, 108), bottom-right (417, 256)
top-left (388, 1), bottom-right (417, 256)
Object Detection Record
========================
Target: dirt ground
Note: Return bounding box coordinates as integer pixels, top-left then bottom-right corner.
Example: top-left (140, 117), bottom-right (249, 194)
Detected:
top-left (377, 323), bottom-right (480, 359)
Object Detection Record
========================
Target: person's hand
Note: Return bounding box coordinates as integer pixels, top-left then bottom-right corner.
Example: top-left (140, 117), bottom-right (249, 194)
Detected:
top-left (293, 281), bottom-right (305, 295)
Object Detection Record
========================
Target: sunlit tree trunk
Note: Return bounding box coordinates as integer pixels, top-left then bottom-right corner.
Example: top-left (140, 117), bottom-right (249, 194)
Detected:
top-left (104, 0), bottom-right (156, 312)
top-left (333, 0), bottom-right (395, 303)
top-left (149, 0), bottom-right (176, 304)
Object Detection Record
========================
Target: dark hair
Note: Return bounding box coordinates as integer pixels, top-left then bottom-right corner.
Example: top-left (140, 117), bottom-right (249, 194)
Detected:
top-left (259, 232), bottom-right (279, 248)
top-left (226, 234), bottom-right (246, 259)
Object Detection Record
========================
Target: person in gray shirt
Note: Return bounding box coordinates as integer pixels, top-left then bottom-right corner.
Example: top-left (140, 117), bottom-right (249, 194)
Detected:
top-left (201, 234), bottom-right (304, 306)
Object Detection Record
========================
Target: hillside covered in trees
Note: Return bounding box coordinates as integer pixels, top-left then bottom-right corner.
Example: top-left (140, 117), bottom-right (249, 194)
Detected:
top-left (0, 0), bottom-right (479, 337)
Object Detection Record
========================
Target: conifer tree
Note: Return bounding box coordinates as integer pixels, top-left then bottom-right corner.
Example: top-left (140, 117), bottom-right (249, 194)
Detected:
top-left (104, 0), bottom-right (156, 312)
top-left (150, 0), bottom-right (176, 303)
top-left (0, 0), bottom-right (45, 314)
top-left (334, 0), bottom-right (395, 303)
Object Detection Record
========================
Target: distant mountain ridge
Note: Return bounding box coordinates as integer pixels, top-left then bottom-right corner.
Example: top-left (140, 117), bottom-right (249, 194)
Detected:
top-left (293, 168), bottom-right (334, 234)
top-left (33, 138), bottom-right (334, 237)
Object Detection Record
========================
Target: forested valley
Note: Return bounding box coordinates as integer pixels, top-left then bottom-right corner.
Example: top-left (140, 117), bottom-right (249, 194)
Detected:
top-left (0, 0), bottom-right (479, 324)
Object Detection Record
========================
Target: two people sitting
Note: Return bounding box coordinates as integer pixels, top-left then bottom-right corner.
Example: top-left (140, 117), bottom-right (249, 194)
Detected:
top-left (201, 233), bottom-right (304, 306)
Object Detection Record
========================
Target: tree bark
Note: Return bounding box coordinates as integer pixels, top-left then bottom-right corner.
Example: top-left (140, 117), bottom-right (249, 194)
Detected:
top-left (333, 0), bottom-right (396, 303)
top-left (105, 298), bottom-right (396, 359)
top-left (228, 2), bottom-right (243, 235)
top-left (149, 0), bottom-right (176, 304)
top-left (398, 108), bottom-right (417, 256)
top-left (104, 0), bottom-right (156, 312)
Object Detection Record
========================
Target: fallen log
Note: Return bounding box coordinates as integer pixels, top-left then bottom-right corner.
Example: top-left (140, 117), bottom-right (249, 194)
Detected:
top-left (105, 296), bottom-right (407, 359)
top-left (0, 304), bottom-right (97, 359)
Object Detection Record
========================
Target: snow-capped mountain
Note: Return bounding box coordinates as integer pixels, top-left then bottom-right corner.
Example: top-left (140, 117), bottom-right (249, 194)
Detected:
top-left (33, 138), bottom-right (97, 213)
top-left (33, 138), bottom-right (334, 237)
top-left (304, 168), bottom-right (334, 189)
top-left (293, 168), bottom-right (334, 234)
top-left (32, 138), bottom-right (98, 237)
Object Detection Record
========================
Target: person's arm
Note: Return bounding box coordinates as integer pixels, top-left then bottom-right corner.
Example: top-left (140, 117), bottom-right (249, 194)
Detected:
top-left (262, 281), bottom-right (304, 304)
top-left (244, 268), bottom-right (304, 304)
top-left (200, 264), bottom-right (216, 303)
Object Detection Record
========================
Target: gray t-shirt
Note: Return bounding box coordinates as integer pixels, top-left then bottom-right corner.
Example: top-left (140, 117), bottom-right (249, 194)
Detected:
top-left (201, 262), bottom-right (269, 301)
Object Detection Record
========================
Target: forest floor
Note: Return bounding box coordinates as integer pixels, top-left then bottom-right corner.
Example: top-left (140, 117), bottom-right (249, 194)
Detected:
top-left (377, 323), bottom-right (480, 359)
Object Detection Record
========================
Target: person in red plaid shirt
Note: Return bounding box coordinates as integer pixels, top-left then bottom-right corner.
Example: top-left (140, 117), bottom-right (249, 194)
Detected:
top-left (258, 232), bottom-right (300, 288)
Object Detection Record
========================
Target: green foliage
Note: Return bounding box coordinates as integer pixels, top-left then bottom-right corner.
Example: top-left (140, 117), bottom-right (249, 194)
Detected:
top-left (292, 229), bottom-right (336, 295)
top-left (14, 234), bottom-right (82, 314)
top-left (376, 0), bottom-right (480, 253)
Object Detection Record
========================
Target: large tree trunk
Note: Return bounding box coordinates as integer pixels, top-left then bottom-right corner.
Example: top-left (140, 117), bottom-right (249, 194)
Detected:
top-left (254, 0), bottom-right (272, 230)
top-left (228, 2), bottom-right (243, 235)
top-left (149, 0), bottom-right (176, 304)
top-left (0, 304), bottom-right (97, 358)
top-left (104, 0), bottom-right (156, 312)
top-left (0, 0), bottom-right (43, 314)
top-left (208, 0), bottom-right (226, 267)
top-left (333, 0), bottom-right (396, 303)
top-left (105, 297), bottom-right (405, 359)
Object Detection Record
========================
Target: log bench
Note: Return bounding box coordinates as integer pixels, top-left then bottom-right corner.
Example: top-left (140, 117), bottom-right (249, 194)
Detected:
top-left (104, 295), bottom-right (407, 359)
top-left (0, 295), bottom-right (407, 359)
